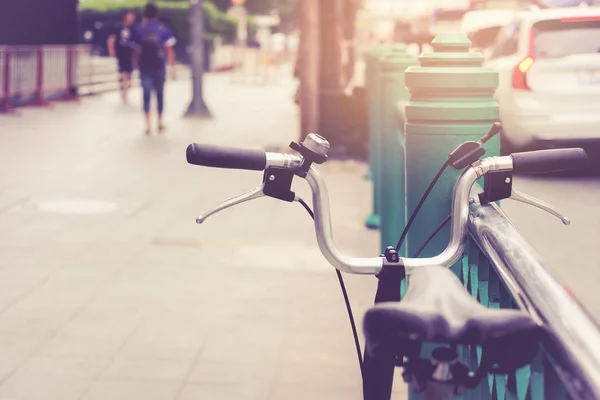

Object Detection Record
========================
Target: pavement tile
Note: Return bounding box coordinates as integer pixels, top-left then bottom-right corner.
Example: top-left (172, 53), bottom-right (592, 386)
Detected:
top-left (267, 383), bottom-right (363, 400)
top-left (0, 357), bottom-right (26, 384)
top-left (118, 318), bottom-right (204, 360)
top-left (0, 373), bottom-right (91, 400)
top-left (0, 72), bottom-right (407, 399)
top-left (10, 355), bottom-right (109, 378)
top-left (103, 356), bottom-right (193, 381)
top-left (38, 311), bottom-right (140, 357)
top-left (273, 355), bottom-right (361, 389)
top-left (0, 270), bottom-right (107, 328)
top-left (197, 318), bottom-right (285, 364)
top-left (0, 324), bottom-right (53, 360)
top-left (188, 359), bottom-right (276, 385)
top-left (82, 380), bottom-right (180, 400)
top-left (178, 382), bottom-right (271, 400)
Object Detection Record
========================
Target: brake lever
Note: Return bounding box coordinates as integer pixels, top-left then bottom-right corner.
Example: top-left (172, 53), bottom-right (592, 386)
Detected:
top-left (196, 185), bottom-right (265, 224)
top-left (196, 166), bottom-right (298, 224)
top-left (478, 170), bottom-right (570, 225)
top-left (510, 189), bottom-right (570, 225)
top-left (195, 134), bottom-right (329, 225)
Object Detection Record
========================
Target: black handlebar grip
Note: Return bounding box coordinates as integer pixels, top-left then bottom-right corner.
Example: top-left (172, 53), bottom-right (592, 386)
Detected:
top-left (511, 148), bottom-right (588, 174)
top-left (186, 143), bottom-right (267, 171)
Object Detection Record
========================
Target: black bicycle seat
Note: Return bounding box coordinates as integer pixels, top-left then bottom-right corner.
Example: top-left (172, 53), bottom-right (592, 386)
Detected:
top-left (364, 267), bottom-right (542, 370)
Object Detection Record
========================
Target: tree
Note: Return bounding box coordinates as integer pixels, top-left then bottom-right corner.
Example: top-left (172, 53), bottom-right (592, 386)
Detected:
top-left (211, 0), bottom-right (298, 32)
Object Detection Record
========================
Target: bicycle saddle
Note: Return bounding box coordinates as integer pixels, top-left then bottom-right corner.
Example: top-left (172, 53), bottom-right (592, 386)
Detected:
top-left (364, 267), bottom-right (542, 370)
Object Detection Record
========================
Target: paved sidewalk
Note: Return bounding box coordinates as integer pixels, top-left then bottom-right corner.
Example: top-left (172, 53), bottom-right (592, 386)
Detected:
top-left (0, 74), bottom-right (408, 399)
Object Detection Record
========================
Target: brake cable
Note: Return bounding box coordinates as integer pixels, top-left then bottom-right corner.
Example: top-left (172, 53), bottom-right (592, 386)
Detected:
top-left (296, 172), bottom-right (452, 382)
top-left (395, 160), bottom-right (451, 252)
top-left (291, 123), bottom-right (501, 383)
top-left (298, 197), bottom-right (365, 377)
top-left (396, 123), bottom-right (502, 254)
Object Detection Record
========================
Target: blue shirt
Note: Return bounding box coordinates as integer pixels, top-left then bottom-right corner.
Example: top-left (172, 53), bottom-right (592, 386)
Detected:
top-left (133, 21), bottom-right (177, 70)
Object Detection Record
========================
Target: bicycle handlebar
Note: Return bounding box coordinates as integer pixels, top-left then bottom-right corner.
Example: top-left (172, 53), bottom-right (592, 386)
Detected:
top-left (186, 144), bottom-right (267, 170)
top-left (188, 144), bottom-right (587, 275)
top-left (186, 143), bottom-right (302, 171)
top-left (305, 156), bottom-right (513, 274)
top-left (511, 148), bottom-right (588, 174)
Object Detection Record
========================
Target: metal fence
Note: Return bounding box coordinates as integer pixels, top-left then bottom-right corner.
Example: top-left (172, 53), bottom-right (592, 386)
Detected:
top-left (0, 45), bottom-right (92, 112)
top-left (462, 186), bottom-right (600, 399)
top-left (0, 43), bottom-right (236, 110)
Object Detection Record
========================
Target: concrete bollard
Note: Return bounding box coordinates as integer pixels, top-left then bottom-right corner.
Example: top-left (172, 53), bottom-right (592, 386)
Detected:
top-left (363, 44), bottom-right (388, 230)
top-left (404, 33), bottom-right (499, 265)
top-left (403, 33), bottom-right (500, 400)
top-left (364, 43), bottom-right (415, 231)
top-left (378, 45), bottom-right (417, 254)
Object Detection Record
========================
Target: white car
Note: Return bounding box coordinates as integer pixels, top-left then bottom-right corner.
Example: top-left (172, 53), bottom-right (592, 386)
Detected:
top-left (484, 6), bottom-right (600, 155)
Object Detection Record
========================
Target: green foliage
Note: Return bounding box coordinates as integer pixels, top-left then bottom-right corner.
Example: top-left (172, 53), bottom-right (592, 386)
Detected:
top-left (209, 0), bottom-right (296, 14)
top-left (79, 0), bottom-right (241, 43)
top-left (80, 0), bottom-right (188, 12)
top-left (203, 0), bottom-right (238, 39)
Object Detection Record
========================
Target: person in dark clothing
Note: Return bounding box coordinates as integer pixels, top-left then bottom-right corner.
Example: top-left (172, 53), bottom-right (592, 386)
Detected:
top-left (107, 11), bottom-right (136, 103)
top-left (133, 3), bottom-right (176, 135)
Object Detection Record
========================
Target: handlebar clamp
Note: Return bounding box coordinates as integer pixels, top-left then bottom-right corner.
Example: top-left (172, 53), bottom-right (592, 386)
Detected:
top-left (263, 167), bottom-right (296, 202)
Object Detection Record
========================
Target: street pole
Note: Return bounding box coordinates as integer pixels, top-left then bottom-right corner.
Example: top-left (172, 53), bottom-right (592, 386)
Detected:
top-left (342, 0), bottom-right (357, 86)
top-left (185, 0), bottom-right (212, 118)
top-left (317, 0), bottom-right (345, 149)
top-left (298, 0), bottom-right (319, 140)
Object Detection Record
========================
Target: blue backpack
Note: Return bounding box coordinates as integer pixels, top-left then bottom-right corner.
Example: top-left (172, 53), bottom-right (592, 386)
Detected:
top-left (138, 25), bottom-right (165, 69)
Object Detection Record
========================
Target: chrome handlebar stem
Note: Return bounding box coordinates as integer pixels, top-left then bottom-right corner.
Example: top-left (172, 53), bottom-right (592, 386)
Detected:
top-left (304, 156), bottom-right (514, 275)
top-left (399, 156), bottom-right (512, 271)
top-left (305, 166), bottom-right (385, 275)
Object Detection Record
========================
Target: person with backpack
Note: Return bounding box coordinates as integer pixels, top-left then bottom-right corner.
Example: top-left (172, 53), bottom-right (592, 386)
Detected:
top-left (133, 3), bottom-right (176, 135)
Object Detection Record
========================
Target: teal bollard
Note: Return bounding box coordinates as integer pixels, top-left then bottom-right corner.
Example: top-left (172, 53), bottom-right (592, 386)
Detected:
top-left (364, 44), bottom-right (415, 231)
top-left (403, 34), bottom-right (500, 399)
top-left (364, 44), bottom-right (388, 229)
top-left (378, 45), bottom-right (417, 255)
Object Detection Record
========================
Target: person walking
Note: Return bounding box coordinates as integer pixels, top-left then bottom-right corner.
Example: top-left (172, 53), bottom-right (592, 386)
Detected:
top-left (133, 3), bottom-right (176, 135)
top-left (107, 11), bottom-right (136, 103)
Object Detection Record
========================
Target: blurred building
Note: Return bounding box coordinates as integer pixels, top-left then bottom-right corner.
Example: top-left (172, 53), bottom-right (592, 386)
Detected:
top-left (0, 0), bottom-right (79, 45)
top-left (357, 0), bottom-right (469, 45)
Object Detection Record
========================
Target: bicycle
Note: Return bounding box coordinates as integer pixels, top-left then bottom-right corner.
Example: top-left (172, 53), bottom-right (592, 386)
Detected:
top-left (185, 130), bottom-right (588, 400)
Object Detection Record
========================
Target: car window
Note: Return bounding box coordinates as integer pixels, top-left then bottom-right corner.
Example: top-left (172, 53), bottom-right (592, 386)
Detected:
top-left (533, 19), bottom-right (600, 59)
top-left (489, 20), bottom-right (521, 59)
top-left (469, 25), bottom-right (504, 49)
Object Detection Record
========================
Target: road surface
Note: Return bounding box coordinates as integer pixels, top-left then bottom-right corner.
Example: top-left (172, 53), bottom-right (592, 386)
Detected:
top-left (503, 172), bottom-right (600, 319)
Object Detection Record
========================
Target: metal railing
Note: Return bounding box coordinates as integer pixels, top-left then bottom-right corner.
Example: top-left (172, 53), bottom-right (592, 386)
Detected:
top-left (462, 185), bottom-right (600, 400)
top-left (0, 43), bottom-right (240, 112)
top-left (0, 45), bottom-right (93, 112)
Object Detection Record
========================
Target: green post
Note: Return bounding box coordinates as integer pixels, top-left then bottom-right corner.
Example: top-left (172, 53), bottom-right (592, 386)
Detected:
top-left (379, 45), bottom-right (417, 254)
top-left (364, 44), bottom-right (388, 229)
top-left (404, 34), bottom-right (499, 399)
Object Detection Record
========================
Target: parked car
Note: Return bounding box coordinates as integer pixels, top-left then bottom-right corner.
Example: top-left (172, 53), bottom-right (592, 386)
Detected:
top-left (485, 6), bottom-right (600, 155)
top-left (461, 10), bottom-right (525, 52)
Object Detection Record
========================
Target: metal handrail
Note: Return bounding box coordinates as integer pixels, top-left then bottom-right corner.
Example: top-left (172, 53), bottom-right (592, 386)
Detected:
top-left (468, 185), bottom-right (600, 400)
